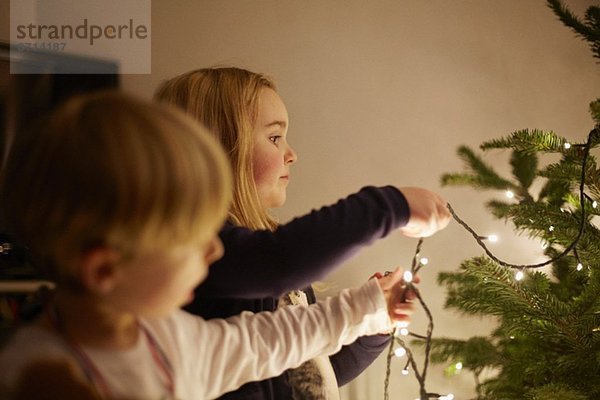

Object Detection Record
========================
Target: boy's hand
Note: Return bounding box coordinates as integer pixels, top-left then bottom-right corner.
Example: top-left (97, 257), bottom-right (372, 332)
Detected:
top-left (398, 187), bottom-right (451, 238)
top-left (373, 267), bottom-right (418, 325)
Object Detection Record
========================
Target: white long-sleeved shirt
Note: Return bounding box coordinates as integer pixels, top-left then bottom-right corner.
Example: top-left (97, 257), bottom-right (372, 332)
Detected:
top-left (0, 279), bottom-right (391, 399)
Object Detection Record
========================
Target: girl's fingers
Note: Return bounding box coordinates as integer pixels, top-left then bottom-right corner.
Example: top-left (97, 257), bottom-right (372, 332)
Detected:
top-left (403, 287), bottom-right (417, 301)
top-left (378, 267), bottom-right (404, 290)
top-left (370, 272), bottom-right (383, 280)
top-left (392, 301), bottom-right (414, 314)
top-left (390, 311), bottom-right (412, 322)
top-left (389, 296), bottom-right (415, 322)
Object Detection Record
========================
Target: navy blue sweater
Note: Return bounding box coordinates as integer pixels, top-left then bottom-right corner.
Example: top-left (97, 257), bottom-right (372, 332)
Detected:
top-left (185, 186), bottom-right (410, 399)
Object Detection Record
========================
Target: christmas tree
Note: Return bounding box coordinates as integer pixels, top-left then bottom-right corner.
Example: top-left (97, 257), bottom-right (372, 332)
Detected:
top-left (429, 1), bottom-right (600, 399)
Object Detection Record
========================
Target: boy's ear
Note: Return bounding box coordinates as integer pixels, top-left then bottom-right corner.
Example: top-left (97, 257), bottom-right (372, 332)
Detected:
top-left (79, 247), bottom-right (122, 294)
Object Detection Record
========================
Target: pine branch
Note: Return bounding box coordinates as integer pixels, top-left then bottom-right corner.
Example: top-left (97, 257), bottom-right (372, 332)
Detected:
top-left (591, 99), bottom-right (600, 124)
top-left (484, 199), bottom-right (512, 220)
top-left (480, 129), bottom-right (566, 154)
top-left (538, 162), bottom-right (580, 184)
top-left (544, 249), bottom-right (586, 302)
top-left (440, 258), bottom-right (539, 318)
top-left (441, 257), bottom-right (588, 348)
top-left (569, 264), bottom-right (600, 331)
top-left (546, 0), bottom-right (600, 60)
top-left (538, 155), bottom-right (599, 188)
top-left (510, 151), bottom-right (537, 190)
top-left (441, 146), bottom-right (516, 190)
top-left (525, 383), bottom-right (589, 400)
top-left (590, 99), bottom-right (600, 125)
top-left (491, 201), bottom-right (576, 242)
top-left (537, 178), bottom-right (572, 206)
top-left (422, 336), bottom-right (500, 371)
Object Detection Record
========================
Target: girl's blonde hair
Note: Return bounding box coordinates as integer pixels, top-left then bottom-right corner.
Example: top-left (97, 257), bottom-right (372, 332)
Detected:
top-left (1, 91), bottom-right (232, 288)
top-left (155, 67), bottom-right (277, 230)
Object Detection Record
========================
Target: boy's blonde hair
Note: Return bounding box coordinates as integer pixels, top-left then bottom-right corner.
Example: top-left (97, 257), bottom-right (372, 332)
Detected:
top-left (1, 91), bottom-right (232, 289)
top-left (155, 67), bottom-right (277, 230)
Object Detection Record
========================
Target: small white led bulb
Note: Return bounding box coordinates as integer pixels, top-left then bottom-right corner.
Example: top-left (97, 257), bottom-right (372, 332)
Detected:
top-left (515, 270), bottom-right (524, 281)
top-left (403, 271), bottom-right (413, 283)
top-left (394, 347), bottom-right (406, 357)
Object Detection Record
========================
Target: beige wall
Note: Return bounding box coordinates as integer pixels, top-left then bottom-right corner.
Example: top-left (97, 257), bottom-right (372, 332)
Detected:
top-left (123, 1), bottom-right (598, 399)
top-left (5, 0), bottom-right (599, 398)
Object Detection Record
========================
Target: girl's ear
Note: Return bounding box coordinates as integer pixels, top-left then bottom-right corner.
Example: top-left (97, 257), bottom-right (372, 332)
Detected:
top-left (79, 247), bottom-right (122, 294)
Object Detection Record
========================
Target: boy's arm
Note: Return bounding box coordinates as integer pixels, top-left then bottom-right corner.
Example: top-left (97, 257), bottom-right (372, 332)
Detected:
top-left (185, 279), bottom-right (393, 400)
top-left (194, 186), bottom-right (409, 299)
top-left (303, 284), bottom-right (391, 386)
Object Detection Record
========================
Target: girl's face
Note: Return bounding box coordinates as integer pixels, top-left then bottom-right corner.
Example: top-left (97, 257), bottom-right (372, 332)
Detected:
top-left (111, 233), bottom-right (224, 317)
top-left (252, 88), bottom-right (297, 209)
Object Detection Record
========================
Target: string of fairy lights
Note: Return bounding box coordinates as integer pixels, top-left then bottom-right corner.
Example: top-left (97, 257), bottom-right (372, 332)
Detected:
top-left (384, 128), bottom-right (598, 400)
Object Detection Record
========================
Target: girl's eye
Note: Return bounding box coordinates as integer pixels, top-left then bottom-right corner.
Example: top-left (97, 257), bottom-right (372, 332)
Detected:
top-left (269, 136), bottom-right (281, 145)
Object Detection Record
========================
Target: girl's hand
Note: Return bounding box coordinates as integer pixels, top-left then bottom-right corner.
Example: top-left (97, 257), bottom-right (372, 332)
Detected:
top-left (397, 187), bottom-right (451, 238)
top-left (373, 267), bottom-right (419, 325)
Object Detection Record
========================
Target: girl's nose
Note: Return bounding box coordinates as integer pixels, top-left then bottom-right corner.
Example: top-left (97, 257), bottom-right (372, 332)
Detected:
top-left (285, 144), bottom-right (297, 165)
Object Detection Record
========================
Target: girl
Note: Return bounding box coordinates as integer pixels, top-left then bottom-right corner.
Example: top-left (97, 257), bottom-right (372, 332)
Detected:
top-left (155, 68), bottom-right (450, 399)
top-left (0, 92), bottom-right (415, 400)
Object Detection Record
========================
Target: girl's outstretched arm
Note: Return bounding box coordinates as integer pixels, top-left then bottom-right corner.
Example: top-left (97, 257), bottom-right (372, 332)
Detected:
top-left (194, 186), bottom-right (410, 299)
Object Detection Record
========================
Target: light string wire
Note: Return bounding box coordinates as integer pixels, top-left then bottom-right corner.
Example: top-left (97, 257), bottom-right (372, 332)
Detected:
top-left (449, 127), bottom-right (598, 270)
top-left (384, 238), bottom-right (441, 400)
top-left (383, 127), bottom-right (598, 399)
